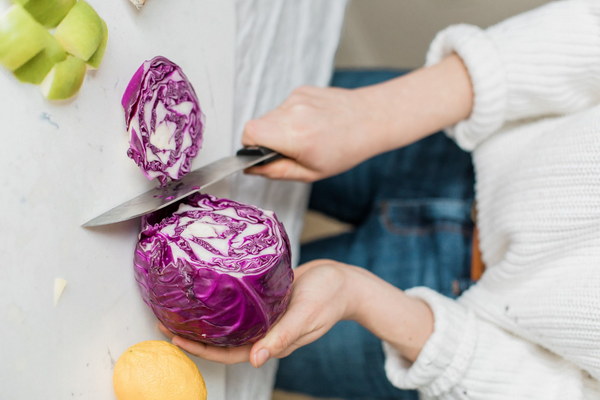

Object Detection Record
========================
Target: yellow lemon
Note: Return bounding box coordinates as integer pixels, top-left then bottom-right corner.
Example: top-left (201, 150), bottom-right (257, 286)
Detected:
top-left (113, 340), bottom-right (207, 400)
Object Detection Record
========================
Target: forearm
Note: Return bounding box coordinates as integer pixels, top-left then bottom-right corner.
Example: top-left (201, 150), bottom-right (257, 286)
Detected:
top-left (343, 266), bottom-right (434, 362)
top-left (357, 53), bottom-right (473, 157)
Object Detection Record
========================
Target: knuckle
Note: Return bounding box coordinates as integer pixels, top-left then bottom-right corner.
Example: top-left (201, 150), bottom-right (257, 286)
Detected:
top-left (243, 120), bottom-right (259, 142)
top-left (272, 330), bottom-right (292, 353)
top-left (288, 102), bottom-right (312, 115)
top-left (292, 85), bottom-right (314, 96)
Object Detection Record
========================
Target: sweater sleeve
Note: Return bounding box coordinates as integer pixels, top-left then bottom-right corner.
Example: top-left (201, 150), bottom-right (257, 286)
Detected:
top-left (426, 0), bottom-right (600, 150)
top-left (383, 287), bottom-right (599, 399)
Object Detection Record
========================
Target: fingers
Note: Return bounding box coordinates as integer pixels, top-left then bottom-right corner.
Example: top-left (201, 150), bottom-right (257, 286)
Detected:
top-left (249, 313), bottom-right (320, 368)
top-left (172, 336), bottom-right (253, 365)
top-left (248, 295), bottom-right (330, 368)
top-left (244, 158), bottom-right (319, 182)
top-left (242, 114), bottom-right (296, 158)
top-left (158, 322), bottom-right (252, 365)
top-left (157, 322), bottom-right (174, 339)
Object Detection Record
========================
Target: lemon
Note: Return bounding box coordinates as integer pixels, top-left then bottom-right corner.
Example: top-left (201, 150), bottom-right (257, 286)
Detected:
top-left (113, 340), bottom-right (207, 400)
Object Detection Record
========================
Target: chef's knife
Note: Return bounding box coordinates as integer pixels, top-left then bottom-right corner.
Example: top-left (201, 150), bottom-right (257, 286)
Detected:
top-left (82, 146), bottom-right (281, 227)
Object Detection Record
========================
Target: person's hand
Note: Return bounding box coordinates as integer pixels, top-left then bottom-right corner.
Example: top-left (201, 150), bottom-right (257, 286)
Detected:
top-left (159, 259), bottom-right (360, 367)
top-left (242, 55), bottom-right (474, 183)
top-left (242, 86), bottom-right (388, 182)
top-left (160, 259), bottom-right (434, 367)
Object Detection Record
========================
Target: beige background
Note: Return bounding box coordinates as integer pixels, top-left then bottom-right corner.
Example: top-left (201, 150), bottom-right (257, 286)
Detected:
top-left (280, 1), bottom-right (550, 399)
top-left (335, 0), bottom-right (548, 69)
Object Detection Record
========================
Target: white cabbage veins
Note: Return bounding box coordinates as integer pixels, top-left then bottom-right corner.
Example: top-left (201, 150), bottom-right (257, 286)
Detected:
top-left (122, 56), bottom-right (204, 186)
top-left (133, 194), bottom-right (293, 346)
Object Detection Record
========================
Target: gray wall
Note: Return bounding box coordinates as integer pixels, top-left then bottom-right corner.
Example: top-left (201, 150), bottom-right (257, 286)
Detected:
top-left (335, 0), bottom-right (549, 69)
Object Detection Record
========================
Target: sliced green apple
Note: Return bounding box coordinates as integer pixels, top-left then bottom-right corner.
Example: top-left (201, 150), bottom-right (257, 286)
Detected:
top-left (0, 4), bottom-right (47, 70)
top-left (40, 55), bottom-right (86, 100)
top-left (54, 0), bottom-right (102, 61)
top-left (86, 17), bottom-right (107, 69)
top-left (17, 0), bottom-right (76, 28)
top-left (14, 32), bottom-right (66, 84)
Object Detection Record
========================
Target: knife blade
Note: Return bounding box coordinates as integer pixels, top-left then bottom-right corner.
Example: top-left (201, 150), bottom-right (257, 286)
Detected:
top-left (82, 147), bottom-right (280, 227)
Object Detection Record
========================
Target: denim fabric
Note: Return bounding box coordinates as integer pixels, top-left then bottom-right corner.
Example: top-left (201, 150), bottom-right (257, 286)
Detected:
top-left (275, 70), bottom-right (476, 399)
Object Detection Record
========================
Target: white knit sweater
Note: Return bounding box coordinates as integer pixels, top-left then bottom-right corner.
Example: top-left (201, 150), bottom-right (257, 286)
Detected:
top-left (383, 1), bottom-right (600, 398)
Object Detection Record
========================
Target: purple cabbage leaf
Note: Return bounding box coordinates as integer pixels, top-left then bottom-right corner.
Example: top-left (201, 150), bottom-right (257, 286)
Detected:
top-left (133, 193), bottom-right (293, 346)
top-left (122, 56), bottom-right (204, 186)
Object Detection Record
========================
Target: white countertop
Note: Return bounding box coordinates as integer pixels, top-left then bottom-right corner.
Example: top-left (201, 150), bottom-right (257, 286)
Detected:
top-left (0, 1), bottom-right (234, 398)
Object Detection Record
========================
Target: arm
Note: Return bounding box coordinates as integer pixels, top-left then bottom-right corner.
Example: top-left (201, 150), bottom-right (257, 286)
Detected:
top-left (427, 0), bottom-right (600, 149)
top-left (162, 260), bottom-right (600, 400)
top-left (245, 0), bottom-right (600, 176)
top-left (159, 260), bottom-right (436, 366)
top-left (162, 259), bottom-right (600, 399)
top-left (242, 54), bottom-right (473, 182)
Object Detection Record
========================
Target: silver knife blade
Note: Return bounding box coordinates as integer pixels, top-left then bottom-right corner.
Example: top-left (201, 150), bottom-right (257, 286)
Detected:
top-left (82, 150), bottom-right (278, 227)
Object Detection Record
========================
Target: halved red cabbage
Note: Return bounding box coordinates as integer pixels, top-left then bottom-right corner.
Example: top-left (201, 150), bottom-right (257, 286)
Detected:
top-left (133, 193), bottom-right (293, 346)
top-left (122, 56), bottom-right (204, 186)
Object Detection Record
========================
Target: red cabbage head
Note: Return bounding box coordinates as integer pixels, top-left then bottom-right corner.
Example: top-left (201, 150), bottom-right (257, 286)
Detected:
top-left (133, 193), bottom-right (293, 346)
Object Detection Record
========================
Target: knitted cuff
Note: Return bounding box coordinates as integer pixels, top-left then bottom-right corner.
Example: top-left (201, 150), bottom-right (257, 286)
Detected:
top-left (485, 0), bottom-right (600, 121)
top-left (426, 24), bottom-right (507, 151)
top-left (383, 287), bottom-right (478, 397)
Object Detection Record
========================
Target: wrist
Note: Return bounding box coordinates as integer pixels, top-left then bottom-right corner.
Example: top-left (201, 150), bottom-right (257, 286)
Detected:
top-left (353, 54), bottom-right (473, 156)
top-left (342, 266), bottom-right (434, 362)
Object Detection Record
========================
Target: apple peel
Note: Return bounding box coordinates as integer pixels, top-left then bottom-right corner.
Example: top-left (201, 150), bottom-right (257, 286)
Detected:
top-left (14, 32), bottom-right (66, 84)
top-left (54, 0), bottom-right (103, 61)
top-left (40, 55), bottom-right (86, 100)
top-left (0, 5), bottom-right (47, 71)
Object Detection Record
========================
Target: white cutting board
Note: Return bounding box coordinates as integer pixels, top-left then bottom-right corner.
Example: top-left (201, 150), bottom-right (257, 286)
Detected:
top-left (0, 0), bottom-right (233, 398)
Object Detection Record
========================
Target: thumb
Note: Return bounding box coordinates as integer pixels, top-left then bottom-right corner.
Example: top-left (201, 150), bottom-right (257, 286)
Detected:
top-left (249, 309), bottom-right (310, 368)
top-left (245, 158), bottom-right (320, 182)
top-left (242, 114), bottom-right (296, 157)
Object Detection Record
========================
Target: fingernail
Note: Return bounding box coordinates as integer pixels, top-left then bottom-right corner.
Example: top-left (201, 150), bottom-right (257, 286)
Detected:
top-left (254, 348), bottom-right (270, 367)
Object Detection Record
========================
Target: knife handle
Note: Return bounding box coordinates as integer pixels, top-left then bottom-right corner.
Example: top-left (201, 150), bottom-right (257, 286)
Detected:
top-left (236, 146), bottom-right (282, 166)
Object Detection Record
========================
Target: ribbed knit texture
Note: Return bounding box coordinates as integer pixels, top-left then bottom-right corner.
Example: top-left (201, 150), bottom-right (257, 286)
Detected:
top-left (384, 1), bottom-right (600, 398)
top-left (426, 0), bottom-right (600, 151)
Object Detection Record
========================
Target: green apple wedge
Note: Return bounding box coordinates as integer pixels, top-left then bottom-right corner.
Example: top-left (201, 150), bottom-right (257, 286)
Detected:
top-left (14, 31), bottom-right (66, 84)
top-left (54, 0), bottom-right (103, 61)
top-left (15, 0), bottom-right (76, 28)
top-left (0, 4), bottom-right (48, 70)
top-left (87, 17), bottom-right (107, 69)
top-left (40, 55), bottom-right (86, 100)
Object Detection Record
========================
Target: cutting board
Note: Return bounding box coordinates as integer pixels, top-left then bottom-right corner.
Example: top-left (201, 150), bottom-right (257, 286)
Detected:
top-left (0, 0), bottom-right (233, 398)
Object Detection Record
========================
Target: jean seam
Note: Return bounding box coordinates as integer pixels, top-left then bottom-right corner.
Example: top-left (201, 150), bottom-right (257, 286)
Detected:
top-left (379, 200), bottom-right (473, 237)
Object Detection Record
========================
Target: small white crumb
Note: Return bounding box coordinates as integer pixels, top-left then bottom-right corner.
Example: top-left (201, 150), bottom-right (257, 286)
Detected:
top-left (53, 278), bottom-right (68, 306)
top-left (129, 0), bottom-right (146, 10)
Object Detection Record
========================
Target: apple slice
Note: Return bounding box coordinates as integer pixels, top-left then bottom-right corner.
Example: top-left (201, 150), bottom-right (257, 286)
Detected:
top-left (0, 5), bottom-right (47, 70)
top-left (16, 0), bottom-right (76, 28)
top-left (40, 55), bottom-right (86, 100)
top-left (86, 18), bottom-right (108, 69)
top-left (14, 32), bottom-right (66, 84)
top-left (54, 0), bottom-right (103, 61)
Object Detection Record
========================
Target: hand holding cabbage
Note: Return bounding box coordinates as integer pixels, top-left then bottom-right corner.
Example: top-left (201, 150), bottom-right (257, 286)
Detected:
top-left (160, 259), bottom-right (434, 368)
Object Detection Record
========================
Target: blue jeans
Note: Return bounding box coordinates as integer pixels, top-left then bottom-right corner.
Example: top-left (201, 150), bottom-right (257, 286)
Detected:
top-left (275, 70), bottom-right (475, 399)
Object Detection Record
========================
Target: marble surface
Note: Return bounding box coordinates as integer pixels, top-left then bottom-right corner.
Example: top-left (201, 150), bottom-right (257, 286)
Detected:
top-left (0, 1), bottom-right (234, 398)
